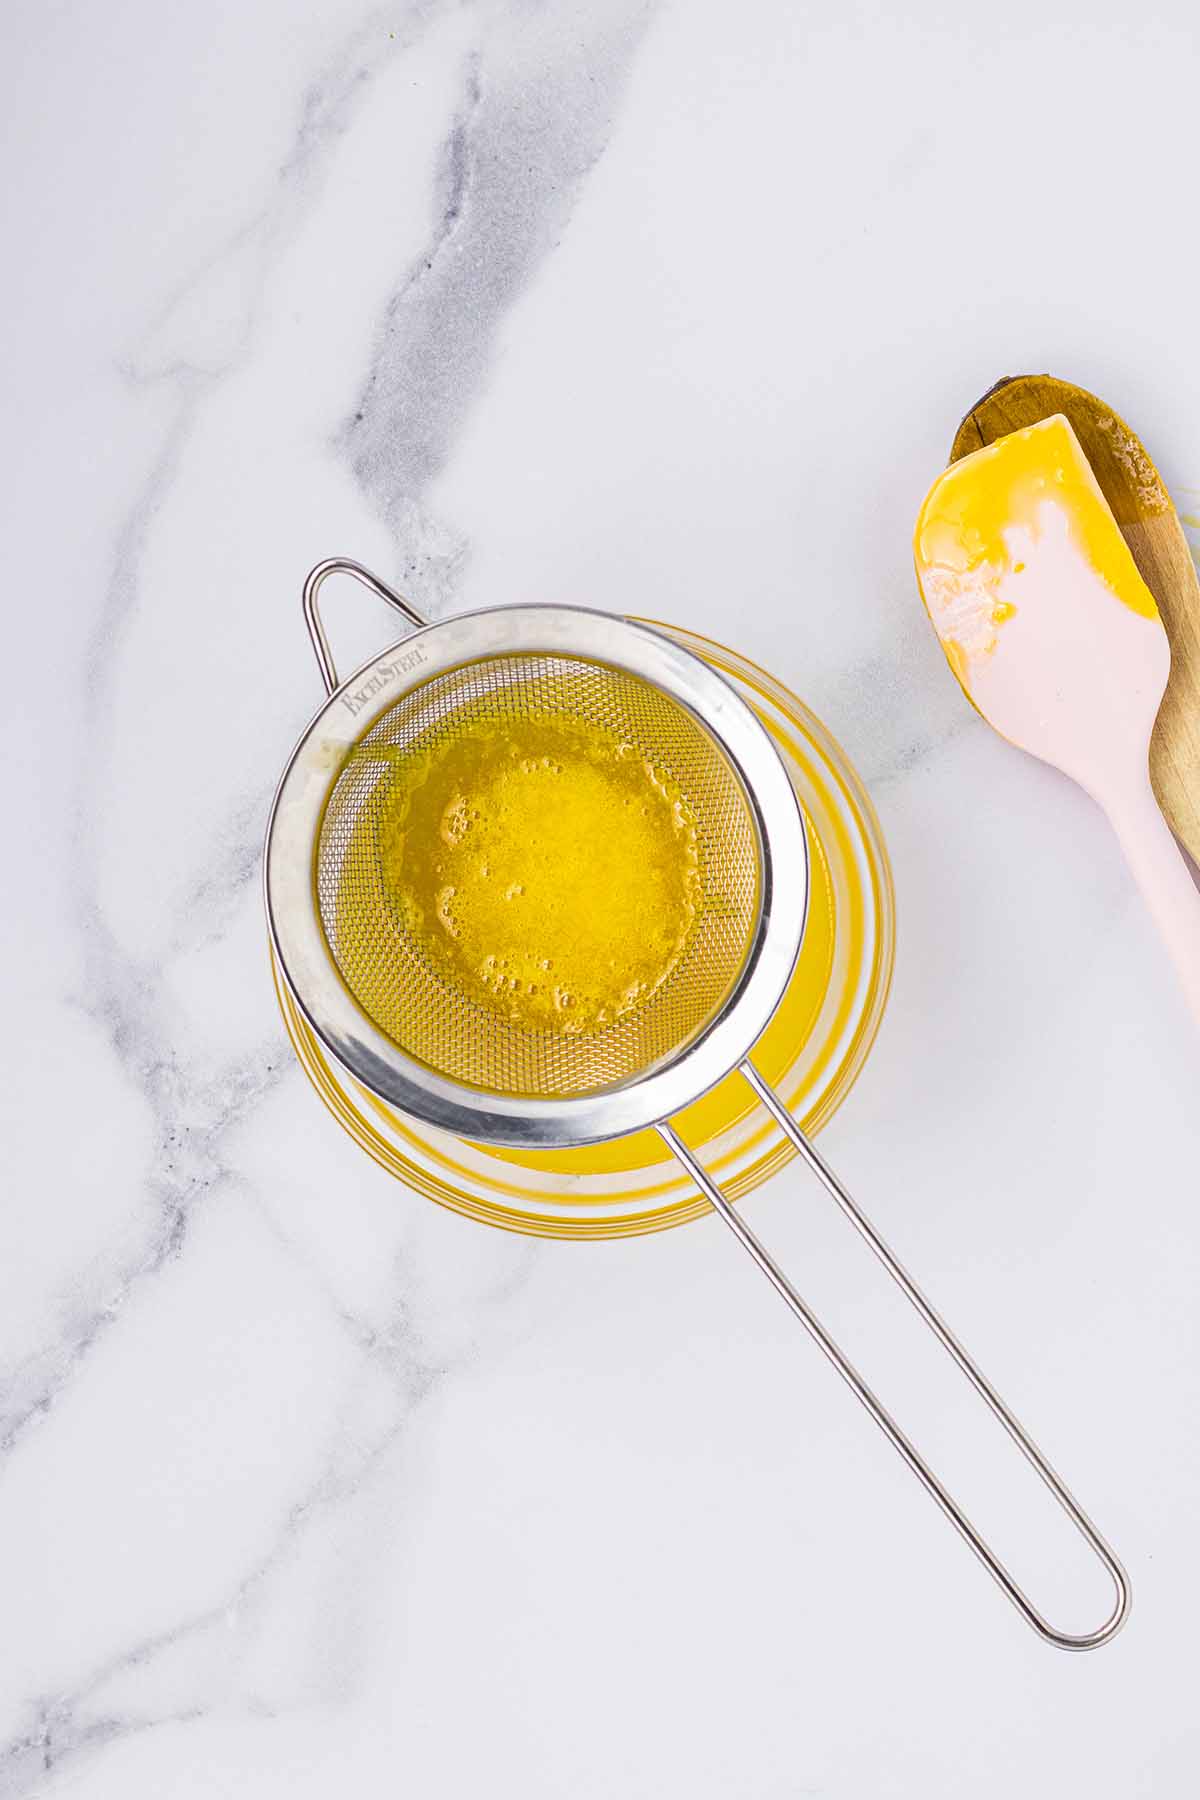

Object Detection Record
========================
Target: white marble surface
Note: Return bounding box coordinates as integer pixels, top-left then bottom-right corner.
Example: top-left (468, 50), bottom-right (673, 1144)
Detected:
top-left (4, 0), bottom-right (1200, 1792)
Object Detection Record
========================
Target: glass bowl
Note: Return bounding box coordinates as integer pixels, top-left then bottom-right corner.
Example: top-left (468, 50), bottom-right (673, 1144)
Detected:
top-left (272, 621), bottom-right (894, 1238)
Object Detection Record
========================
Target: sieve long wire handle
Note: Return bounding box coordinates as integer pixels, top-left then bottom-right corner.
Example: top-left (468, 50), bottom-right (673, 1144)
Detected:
top-left (303, 558), bottom-right (427, 694)
top-left (657, 1061), bottom-right (1130, 1651)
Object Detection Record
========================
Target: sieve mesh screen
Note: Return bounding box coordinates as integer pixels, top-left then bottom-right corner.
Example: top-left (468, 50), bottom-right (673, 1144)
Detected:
top-left (315, 653), bottom-right (762, 1097)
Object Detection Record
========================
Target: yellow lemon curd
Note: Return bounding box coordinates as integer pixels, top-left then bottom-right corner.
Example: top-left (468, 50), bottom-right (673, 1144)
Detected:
top-left (370, 712), bottom-right (702, 1036)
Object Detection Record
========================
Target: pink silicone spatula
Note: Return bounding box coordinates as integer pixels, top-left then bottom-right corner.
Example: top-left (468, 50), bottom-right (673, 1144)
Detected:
top-left (915, 413), bottom-right (1200, 1023)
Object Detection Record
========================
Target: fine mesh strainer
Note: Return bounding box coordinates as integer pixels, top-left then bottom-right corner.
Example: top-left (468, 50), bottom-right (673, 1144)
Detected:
top-left (316, 650), bottom-right (764, 1101)
top-left (266, 558), bottom-right (1130, 1650)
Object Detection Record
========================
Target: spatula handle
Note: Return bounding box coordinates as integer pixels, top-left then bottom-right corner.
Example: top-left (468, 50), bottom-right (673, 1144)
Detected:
top-left (1101, 767), bottom-right (1200, 1026)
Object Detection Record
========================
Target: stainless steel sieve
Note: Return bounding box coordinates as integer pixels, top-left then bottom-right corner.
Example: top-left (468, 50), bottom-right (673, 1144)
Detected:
top-left (266, 557), bottom-right (1131, 1650)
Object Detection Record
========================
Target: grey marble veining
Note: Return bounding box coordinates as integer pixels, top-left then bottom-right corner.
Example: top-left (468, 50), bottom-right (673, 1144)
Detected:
top-left (5, 0), bottom-right (645, 1456)
top-left (4, 0), bottom-right (1200, 1794)
top-left (343, 2), bottom-right (652, 612)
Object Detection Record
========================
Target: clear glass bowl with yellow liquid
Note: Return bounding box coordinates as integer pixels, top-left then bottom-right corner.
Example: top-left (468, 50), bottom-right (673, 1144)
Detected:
top-left (272, 622), bottom-right (894, 1238)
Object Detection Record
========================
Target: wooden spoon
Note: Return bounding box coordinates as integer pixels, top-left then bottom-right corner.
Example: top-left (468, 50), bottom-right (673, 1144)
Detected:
top-left (916, 413), bottom-right (1200, 1022)
top-left (950, 373), bottom-right (1200, 868)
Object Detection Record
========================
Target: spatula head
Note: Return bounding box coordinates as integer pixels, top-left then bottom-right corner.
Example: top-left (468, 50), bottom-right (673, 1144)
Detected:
top-left (949, 374), bottom-right (1200, 866)
top-left (914, 415), bottom-right (1171, 803)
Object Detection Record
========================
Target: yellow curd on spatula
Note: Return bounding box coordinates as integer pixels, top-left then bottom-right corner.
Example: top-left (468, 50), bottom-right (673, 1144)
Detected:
top-left (916, 413), bottom-right (1158, 691)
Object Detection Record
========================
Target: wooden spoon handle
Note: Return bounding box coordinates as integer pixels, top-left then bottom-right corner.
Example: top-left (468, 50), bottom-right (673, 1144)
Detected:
top-left (1102, 769), bottom-right (1200, 1025)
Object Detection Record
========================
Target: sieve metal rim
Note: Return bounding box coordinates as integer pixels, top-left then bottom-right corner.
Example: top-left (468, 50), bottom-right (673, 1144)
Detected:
top-left (265, 604), bottom-right (808, 1146)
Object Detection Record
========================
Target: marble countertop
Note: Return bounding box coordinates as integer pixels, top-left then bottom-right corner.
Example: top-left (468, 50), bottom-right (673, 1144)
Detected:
top-left (5, 1), bottom-right (1200, 1793)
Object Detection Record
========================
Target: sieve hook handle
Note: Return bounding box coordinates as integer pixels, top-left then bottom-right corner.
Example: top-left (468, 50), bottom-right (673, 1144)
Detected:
top-left (303, 558), bottom-right (427, 695)
top-left (657, 1062), bottom-right (1130, 1652)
